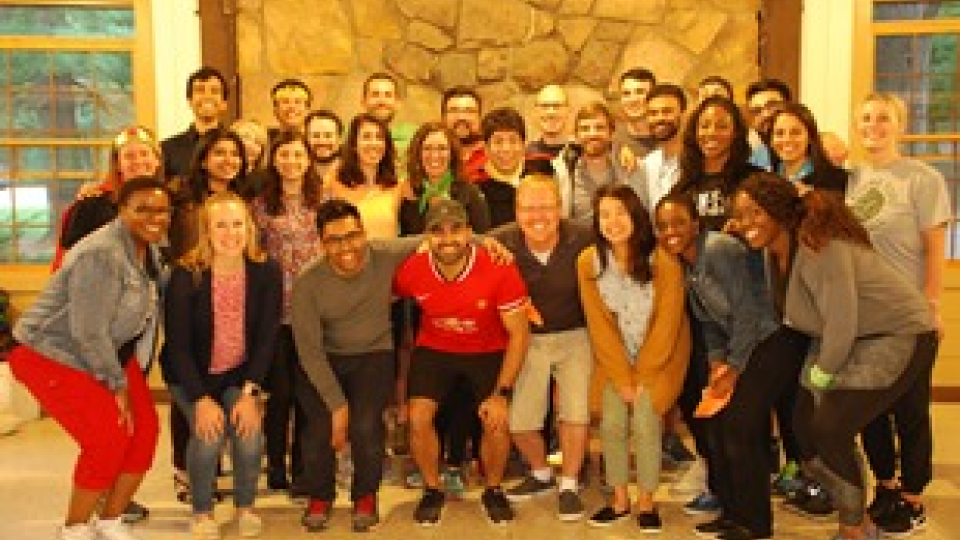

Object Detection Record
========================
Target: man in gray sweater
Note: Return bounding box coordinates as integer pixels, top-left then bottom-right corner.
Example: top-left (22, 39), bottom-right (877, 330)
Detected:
top-left (291, 199), bottom-right (421, 533)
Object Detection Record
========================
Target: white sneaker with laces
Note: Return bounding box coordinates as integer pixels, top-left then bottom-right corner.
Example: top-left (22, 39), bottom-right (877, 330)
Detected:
top-left (92, 517), bottom-right (141, 540)
top-left (59, 523), bottom-right (97, 540)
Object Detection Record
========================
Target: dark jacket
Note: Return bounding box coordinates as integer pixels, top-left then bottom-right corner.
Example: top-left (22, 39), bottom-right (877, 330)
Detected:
top-left (399, 178), bottom-right (491, 235)
top-left (161, 258), bottom-right (283, 402)
top-left (161, 124), bottom-right (205, 182)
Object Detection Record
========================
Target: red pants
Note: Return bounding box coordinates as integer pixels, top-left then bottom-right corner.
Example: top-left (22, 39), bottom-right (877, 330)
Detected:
top-left (9, 345), bottom-right (159, 490)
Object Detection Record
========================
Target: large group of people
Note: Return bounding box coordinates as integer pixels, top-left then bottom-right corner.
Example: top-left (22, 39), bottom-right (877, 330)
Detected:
top-left (9, 64), bottom-right (949, 540)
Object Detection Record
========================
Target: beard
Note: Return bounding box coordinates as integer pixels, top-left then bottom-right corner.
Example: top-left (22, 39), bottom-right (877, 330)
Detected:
top-left (651, 121), bottom-right (679, 143)
top-left (310, 147), bottom-right (340, 164)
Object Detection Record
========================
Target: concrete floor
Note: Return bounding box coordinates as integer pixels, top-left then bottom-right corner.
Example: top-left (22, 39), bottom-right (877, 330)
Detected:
top-left (1, 404), bottom-right (957, 540)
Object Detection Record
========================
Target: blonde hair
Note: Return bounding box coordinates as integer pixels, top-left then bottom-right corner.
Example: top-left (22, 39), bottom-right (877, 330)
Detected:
top-left (860, 92), bottom-right (908, 130)
top-left (106, 125), bottom-right (163, 188)
top-left (231, 118), bottom-right (270, 169)
top-left (179, 191), bottom-right (267, 273)
top-left (516, 173), bottom-right (562, 205)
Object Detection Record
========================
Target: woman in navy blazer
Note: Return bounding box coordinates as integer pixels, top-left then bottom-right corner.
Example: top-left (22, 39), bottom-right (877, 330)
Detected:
top-left (162, 191), bottom-right (282, 539)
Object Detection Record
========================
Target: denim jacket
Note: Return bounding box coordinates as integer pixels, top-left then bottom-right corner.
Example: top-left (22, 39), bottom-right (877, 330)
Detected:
top-left (14, 219), bottom-right (163, 391)
top-left (683, 230), bottom-right (779, 372)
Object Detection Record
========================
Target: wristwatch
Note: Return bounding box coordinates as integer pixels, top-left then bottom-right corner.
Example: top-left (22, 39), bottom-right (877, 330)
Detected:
top-left (243, 382), bottom-right (263, 399)
top-left (495, 386), bottom-right (513, 401)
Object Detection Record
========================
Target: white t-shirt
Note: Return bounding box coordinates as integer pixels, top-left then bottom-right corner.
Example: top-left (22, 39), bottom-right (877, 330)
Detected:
top-left (847, 158), bottom-right (952, 288)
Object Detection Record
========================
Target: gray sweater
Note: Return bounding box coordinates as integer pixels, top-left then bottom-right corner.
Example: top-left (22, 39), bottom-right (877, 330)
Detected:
top-left (14, 219), bottom-right (162, 391)
top-left (290, 237), bottom-right (420, 410)
top-left (785, 240), bottom-right (933, 389)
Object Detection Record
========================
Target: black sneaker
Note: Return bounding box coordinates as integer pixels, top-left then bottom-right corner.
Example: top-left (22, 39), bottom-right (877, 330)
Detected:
top-left (875, 497), bottom-right (926, 537)
top-left (414, 488), bottom-right (445, 526)
top-left (868, 484), bottom-right (901, 522)
top-left (717, 525), bottom-right (772, 540)
top-left (557, 489), bottom-right (584, 521)
top-left (636, 509), bottom-right (662, 533)
top-left (694, 516), bottom-right (737, 538)
top-left (481, 487), bottom-right (515, 525)
top-left (588, 506), bottom-right (630, 527)
top-left (782, 480), bottom-right (835, 520)
top-left (505, 474), bottom-right (556, 501)
top-left (120, 501), bottom-right (149, 523)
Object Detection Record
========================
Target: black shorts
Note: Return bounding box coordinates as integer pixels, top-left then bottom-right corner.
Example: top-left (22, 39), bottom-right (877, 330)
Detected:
top-left (407, 347), bottom-right (503, 406)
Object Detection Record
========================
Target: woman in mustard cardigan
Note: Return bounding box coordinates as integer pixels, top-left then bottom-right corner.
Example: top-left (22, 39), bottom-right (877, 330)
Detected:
top-left (577, 184), bottom-right (690, 530)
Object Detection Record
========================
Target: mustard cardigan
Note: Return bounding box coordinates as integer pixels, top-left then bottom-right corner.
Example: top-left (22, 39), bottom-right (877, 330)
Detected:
top-left (576, 245), bottom-right (691, 416)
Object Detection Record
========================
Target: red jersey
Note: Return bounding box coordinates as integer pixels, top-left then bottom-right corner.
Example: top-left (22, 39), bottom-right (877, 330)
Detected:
top-left (394, 246), bottom-right (528, 354)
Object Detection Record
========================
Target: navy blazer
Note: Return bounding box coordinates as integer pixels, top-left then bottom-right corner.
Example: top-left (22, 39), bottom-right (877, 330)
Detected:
top-left (161, 257), bottom-right (283, 403)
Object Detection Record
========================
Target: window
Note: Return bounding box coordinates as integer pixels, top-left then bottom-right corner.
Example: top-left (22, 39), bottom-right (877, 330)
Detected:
top-left (860, 0), bottom-right (960, 257)
top-left (0, 1), bottom-right (153, 265)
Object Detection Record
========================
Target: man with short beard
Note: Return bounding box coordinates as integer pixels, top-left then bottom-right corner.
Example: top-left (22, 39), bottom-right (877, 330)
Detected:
top-left (631, 84), bottom-right (688, 212)
top-left (162, 66), bottom-right (229, 182)
top-left (362, 72), bottom-right (418, 162)
top-left (441, 86), bottom-right (487, 181)
top-left (396, 199), bottom-right (530, 527)
top-left (555, 102), bottom-right (642, 221)
top-left (304, 110), bottom-right (342, 181)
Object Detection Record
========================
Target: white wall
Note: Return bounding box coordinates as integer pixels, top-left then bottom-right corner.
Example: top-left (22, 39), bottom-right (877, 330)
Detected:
top-left (800, 0), bottom-right (856, 144)
top-left (151, 0), bottom-right (202, 139)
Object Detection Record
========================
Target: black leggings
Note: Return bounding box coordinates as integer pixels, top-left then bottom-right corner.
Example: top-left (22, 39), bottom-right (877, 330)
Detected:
top-left (705, 326), bottom-right (809, 537)
top-left (264, 325), bottom-right (306, 480)
top-left (794, 332), bottom-right (937, 526)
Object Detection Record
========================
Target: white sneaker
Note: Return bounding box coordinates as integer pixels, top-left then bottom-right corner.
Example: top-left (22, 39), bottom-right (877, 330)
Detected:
top-left (191, 517), bottom-right (220, 540)
top-left (237, 511), bottom-right (262, 537)
top-left (670, 458), bottom-right (707, 497)
top-left (59, 523), bottom-right (97, 540)
top-left (92, 517), bottom-right (141, 540)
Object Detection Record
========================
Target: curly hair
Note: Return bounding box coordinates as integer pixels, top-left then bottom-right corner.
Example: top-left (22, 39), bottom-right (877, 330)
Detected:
top-left (736, 172), bottom-right (871, 251)
top-left (674, 96), bottom-right (752, 197)
top-left (405, 122), bottom-right (464, 192)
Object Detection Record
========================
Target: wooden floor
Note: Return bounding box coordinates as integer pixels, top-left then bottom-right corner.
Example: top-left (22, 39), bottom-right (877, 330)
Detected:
top-left (1, 404), bottom-right (957, 540)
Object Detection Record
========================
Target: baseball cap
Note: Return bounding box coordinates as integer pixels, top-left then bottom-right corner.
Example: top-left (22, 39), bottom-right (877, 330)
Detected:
top-left (425, 198), bottom-right (468, 230)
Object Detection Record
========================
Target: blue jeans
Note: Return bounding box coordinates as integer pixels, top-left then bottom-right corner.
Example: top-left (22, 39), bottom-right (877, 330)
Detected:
top-left (170, 385), bottom-right (264, 513)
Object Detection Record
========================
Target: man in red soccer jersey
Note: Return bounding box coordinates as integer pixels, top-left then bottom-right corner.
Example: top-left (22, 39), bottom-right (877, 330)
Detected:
top-left (395, 199), bottom-right (531, 526)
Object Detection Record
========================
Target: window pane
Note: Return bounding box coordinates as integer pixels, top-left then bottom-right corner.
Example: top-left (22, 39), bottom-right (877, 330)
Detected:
top-left (875, 33), bottom-right (959, 136)
top-left (0, 6), bottom-right (134, 37)
top-left (874, 1), bottom-right (960, 21)
top-left (9, 51), bottom-right (49, 86)
top-left (16, 147), bottom-right (52, 172)
top-left (16, 226), bottom-right (54, 262)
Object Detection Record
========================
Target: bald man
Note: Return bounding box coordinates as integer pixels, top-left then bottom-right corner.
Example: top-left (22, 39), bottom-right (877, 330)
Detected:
top-left (527, 85), bottom-right (574, 158)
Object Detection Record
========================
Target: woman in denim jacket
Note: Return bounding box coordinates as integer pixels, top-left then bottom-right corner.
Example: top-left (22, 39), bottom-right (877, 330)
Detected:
top-left (10, 177), bottom-right (171, 540)
top-left (654, 190), bottom-right (811, 540)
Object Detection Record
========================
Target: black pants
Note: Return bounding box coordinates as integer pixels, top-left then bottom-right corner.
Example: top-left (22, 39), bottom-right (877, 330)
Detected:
top-left (706, 326), bottom-right (809, 537)
top-left (677, 311), bottom-right (713, 482)
top-left (264, 325), bottom-right (305, 480)
top-left (774, 375), bottom-right (803, 464)
top-left (795, 332), bottom-right (937, 525)
top-left (297, 351), bottom-right (395, 501)
top-left (860, 335), bottom-right (937, 495)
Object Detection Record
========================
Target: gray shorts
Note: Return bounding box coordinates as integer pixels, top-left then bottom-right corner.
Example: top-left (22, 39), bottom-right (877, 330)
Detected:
top-left (509, 327), bottom-right (592, 432)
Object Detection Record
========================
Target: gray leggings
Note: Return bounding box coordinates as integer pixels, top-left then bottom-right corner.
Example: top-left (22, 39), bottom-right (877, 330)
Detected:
top-left (794, 332), bottom-right (937, 526)
top-left (171, 385), bottom-right (264, 514)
